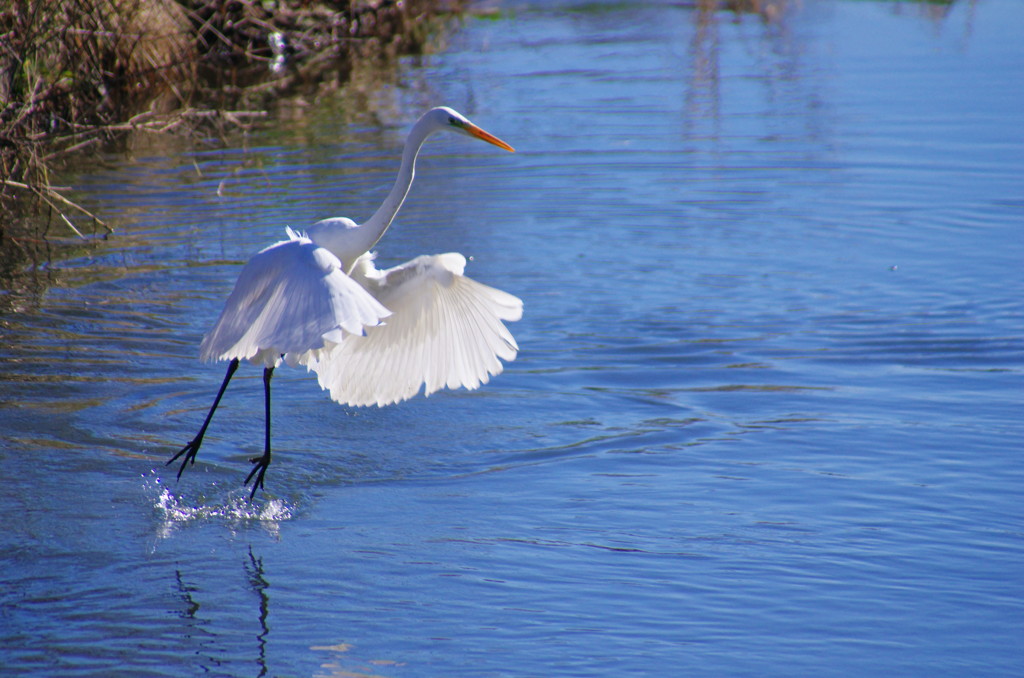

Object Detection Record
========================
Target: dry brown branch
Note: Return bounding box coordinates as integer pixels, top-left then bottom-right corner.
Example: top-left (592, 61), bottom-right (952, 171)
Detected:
top-left (2, 178), bottom-right (112, 235)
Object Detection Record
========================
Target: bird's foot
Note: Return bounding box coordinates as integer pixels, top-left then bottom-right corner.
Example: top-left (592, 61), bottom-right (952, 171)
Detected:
top-left (245, 452), bottom-right (271, 501)
top-left (167, 437), bottom-right (204, 480)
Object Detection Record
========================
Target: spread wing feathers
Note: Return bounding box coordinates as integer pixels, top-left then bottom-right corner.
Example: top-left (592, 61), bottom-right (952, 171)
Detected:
top-left (308, 252), bottom-right (523, 407)
top-left (199, 235), bottom-right (391, 367)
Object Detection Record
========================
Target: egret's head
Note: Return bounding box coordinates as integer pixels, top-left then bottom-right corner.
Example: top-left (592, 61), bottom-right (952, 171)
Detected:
top-left (432, 106), bottom-right (515, 152)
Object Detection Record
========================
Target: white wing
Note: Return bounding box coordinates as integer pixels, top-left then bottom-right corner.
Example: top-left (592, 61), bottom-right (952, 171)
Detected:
top-left (308, 253), bottom-right (523, 406)
top-left (199, 234), bottom-right (391, 367)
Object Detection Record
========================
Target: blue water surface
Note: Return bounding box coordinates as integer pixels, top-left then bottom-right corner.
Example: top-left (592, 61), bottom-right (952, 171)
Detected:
top-left (1, 1), bottom-right (1022, 676)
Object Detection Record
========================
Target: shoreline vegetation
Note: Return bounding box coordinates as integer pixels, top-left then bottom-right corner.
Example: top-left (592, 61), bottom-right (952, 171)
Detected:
top-left (0, 0), bottom-right (465, 290)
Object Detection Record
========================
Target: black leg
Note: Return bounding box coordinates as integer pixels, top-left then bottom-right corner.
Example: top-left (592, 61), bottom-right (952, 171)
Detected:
top-left (169, 358), bottom-right (240, 479)
top-left (245, 365), bottom-right (274, 500)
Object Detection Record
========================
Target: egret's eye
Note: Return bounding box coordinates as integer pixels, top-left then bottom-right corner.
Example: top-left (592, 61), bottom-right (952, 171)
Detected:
top-left (448, 116), bottom-right (460, 127)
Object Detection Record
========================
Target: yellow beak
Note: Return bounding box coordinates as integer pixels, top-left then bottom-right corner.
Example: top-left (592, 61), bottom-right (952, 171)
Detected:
top-left (465, 124), bottom-right (515, 152)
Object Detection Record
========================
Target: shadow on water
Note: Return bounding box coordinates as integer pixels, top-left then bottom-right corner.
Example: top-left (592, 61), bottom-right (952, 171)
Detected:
top-left (172, 547), bottom-right (273, 676)
top-left (171, 542), bottom-right (414, 677)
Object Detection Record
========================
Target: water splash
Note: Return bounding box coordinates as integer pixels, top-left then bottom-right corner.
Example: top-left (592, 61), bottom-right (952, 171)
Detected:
top-left (143, 472), bottom-right (294, 539)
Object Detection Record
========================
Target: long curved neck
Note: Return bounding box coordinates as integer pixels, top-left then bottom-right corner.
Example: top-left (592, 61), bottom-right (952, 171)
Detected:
top-left (357, 116), bottom-right (436, 251)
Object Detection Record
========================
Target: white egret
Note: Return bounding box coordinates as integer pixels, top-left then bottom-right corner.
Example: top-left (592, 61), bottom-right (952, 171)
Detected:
top-left (169, 107), bottom-right (521, 498)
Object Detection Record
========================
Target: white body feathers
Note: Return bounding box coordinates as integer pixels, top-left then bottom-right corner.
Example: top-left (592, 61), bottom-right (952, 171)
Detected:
top-left (200, 229), bottom-right (522, 406)
top-left (310, 251), bottom-right (522, 406)
top-left (197, 107), bottom-right (521, 407)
